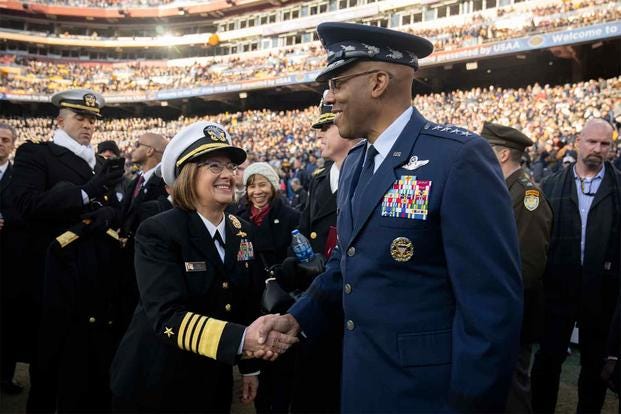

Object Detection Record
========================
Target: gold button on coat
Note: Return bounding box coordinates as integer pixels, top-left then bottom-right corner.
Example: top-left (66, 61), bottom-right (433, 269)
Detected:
top-left (346, 320), bottom-right (355, 331)
top-left (225, 304), bottom-right (232, 312)
top-left (88, 317), bottom-right (96, 324)
top-left (347, 247), bottom-right (355, 256)
top-left (222, 281), bottom-right (229, 289)
top-left (310, 232), bottom-right (317, 239)
top-left (344, 283), bottom-right (352, 294)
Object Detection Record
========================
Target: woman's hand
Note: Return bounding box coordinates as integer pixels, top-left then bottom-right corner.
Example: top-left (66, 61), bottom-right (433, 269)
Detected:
top-left (240, 375), bottom-right (259, 404)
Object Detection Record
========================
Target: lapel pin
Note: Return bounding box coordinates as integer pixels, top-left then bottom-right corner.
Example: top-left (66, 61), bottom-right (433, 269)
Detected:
top-left (402, 156), bottom-right (430, 171)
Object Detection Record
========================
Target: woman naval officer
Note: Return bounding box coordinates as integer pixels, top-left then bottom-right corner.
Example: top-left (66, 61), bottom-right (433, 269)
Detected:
top-left (110, 121), bottom-right (297, 413)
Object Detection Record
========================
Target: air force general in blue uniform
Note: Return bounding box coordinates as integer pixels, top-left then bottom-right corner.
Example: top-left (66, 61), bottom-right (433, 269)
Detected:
top-left (287, 22), bottom-right (523, 412)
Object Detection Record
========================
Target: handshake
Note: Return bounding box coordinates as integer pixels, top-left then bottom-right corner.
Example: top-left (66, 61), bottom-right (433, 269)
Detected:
top-left (242, 314), bottom-right (301, 361)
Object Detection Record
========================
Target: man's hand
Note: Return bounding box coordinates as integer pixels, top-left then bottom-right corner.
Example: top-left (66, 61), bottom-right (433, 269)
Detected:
top-left (82, 206), bottom-right (118, 234)
top-left (82, 158), bottom-right (125, 199)
top-left (240, 375), bottom-right (259, 404)
top-left (243, 314), bottom-right (299, 361)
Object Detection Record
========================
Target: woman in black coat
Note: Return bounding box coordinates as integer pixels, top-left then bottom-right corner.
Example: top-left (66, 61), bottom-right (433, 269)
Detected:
top-left (110, 122), bottom-right (296, 413)
top-left (237, 161), bottom-right (300, 414)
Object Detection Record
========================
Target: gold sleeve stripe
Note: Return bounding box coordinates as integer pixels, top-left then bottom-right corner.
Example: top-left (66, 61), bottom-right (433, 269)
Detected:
top-left (191, 316), bottom-right (209, 353)
top-left (177, 312), bottom-right (194, 350)
top-left (197, 318), bottom-right (227, 359)
top-left (184, 313), bottom-right (201, 351)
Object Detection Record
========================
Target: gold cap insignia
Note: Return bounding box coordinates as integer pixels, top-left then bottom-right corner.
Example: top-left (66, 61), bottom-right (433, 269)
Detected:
top-left (524, 190), bottom-right (540, 211)
top-left (204, 125), bottom-right (228, 143)
top-left (84, 93), bottom-right (97, 107)
top-left (390, 237), bottom-right (414, 262)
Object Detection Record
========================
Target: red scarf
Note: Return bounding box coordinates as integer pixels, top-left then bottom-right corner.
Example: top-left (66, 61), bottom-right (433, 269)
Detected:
top-left (250, 204), bottom-right (271, 227)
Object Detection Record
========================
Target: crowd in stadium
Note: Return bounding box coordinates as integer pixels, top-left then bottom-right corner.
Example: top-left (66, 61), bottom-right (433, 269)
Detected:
top-left (25, 0), bottom-right (175, 7)
top-left (1, 0), bottom-right (618, 95)
top-left (3, 75), bottom-right (619, 178)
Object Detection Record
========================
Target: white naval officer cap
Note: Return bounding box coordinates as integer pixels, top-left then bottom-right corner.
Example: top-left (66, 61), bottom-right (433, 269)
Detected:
top-left (51, 88), bottom-right (105, 118)
top-left (161, 121), bottom-right (247, 186)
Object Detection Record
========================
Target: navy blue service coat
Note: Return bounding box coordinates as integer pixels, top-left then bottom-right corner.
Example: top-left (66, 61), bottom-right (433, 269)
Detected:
top-left (290, 108), bottom-right (523, 413)
top-left (110, 209), bottom-right (261, 413)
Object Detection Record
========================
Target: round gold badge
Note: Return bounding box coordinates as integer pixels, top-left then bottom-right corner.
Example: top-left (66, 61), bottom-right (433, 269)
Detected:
top-left (228, 214), bottom-right (242, 229)
top-left (390, 237), bottom-right (414, 262)
top-left (310, 232), bottom-right (317, 239)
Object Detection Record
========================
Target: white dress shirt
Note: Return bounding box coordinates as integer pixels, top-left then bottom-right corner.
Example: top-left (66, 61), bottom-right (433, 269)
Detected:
top-left (366, 106), bottom-right (413, 173)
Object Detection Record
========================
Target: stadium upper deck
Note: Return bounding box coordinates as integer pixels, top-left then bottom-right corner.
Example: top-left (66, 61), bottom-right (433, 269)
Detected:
top-left (0, 0), bottom-right (619, 115)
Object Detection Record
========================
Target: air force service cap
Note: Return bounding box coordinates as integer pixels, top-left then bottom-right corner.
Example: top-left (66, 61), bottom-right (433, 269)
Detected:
top-left (161, 121), bottom-right (247, 186)
top-left (480, 122), bottom-right (533, 151)
top-left (51, 88), bottom-right (105, 118)
top-left (312, 90), bottom-right (336, 129)
top-left (316, 22), bottom-right (434, 82)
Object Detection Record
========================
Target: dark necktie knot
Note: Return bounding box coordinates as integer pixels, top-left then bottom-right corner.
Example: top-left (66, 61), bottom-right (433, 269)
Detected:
top-left (363, 145), bottom-right (378, 171)
top-left (213, 230), bottom-right (225, 247)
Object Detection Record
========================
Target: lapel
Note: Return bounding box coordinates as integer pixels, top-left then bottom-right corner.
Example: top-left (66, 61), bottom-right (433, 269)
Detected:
top-left (188, 211), bottom-right (225, 274)
top-left (348, 109), bottom-right (426, 246)
top-left (338, 143), bottom-right (365, 246)
top-left (0, 162), bottom-right (11, 195)
top-left (224, 216), bottom-right (243, 273)
top-left (49, 142), bottom-right (94, 181)
top-left (590, 167), bottom-right (613, 211)
top-left (312, 173), bottom-right (337, 222)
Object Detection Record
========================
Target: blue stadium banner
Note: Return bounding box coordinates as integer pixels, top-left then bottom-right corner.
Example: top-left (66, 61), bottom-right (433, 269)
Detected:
top-left (425, 20), bottom-right (621, 65)
top-left (2, 20), bottom-right (620, 104)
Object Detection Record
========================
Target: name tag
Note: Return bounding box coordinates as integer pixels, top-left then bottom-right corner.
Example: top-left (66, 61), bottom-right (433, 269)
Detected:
top-left (185, 262), bottom-right (207, 272)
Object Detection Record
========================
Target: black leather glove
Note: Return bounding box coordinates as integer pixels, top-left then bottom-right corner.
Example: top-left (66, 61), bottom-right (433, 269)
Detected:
top-left (81, 207), bottom-right (119, 234)
top-left (273, 257), bottom-right (298, 291)
top-left (275, 254), bottom-right (326, 291)
top-left (82, 158), bottom-right (125, 199)
top-left (296, 253), bottom-right (326, 287)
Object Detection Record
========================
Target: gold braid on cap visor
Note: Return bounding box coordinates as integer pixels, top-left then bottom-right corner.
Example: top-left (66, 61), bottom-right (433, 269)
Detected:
top-left (175, 143), bottom-right (231, 167)
top-left (60, 102), bottom-right (101, 113)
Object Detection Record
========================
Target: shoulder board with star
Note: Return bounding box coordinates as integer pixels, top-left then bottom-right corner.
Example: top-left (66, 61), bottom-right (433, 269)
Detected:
top-left (312, 167), bottom-right (326, 177)
top-left (422, 122), bottom-right (477, 142)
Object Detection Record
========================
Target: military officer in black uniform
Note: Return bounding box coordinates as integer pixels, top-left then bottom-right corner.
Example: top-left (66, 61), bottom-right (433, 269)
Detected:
top-left (283, 92), bottom-right (360, 414)
top-left (480, 122), bottom-right (553, 414)
top-left (10, 88), bottom-right (125, 412)
top-left (110, 121), bottom-right (298, 413)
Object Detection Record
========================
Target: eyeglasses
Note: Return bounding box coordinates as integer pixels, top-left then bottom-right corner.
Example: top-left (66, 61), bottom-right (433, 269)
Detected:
top-left (197, 160), bottom-right (239, 175)
top-left (327, 69), bottom-right (392, 93)
top-left (134, 141), bottom-right (161, 152)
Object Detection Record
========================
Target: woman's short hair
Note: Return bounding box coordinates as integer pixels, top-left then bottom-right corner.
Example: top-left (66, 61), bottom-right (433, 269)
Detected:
top-left (246, 173), bottom-right (277, 200)
top-left (171, 162), bottom-right (199, 211)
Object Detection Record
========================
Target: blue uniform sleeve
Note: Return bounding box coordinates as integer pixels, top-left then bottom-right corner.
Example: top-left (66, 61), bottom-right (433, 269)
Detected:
top-left (440, 138), bottom-right (523, 411)
top-left (288, 244), bottom-right (343, 340)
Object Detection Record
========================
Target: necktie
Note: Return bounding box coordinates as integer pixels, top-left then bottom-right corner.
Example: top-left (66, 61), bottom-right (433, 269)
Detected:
top-left (213, 230), bottom-right (225, 262)
top-left (132, 174), bottom-right (145, 199)
top-left (352, 145), bottom-right (378, 212)
top-left (213, 230), bottom-right (225, 247)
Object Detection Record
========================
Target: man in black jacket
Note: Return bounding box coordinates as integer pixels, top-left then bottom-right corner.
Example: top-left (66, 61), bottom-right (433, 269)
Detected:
top-left (0, 123), bottom-right (27, 395)
top-left (281, 91), bottom-right (359, 414)
top-left (10, 88), bottom-right (125, 412)
top-left (531, 118), bottom-right (621, 413)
